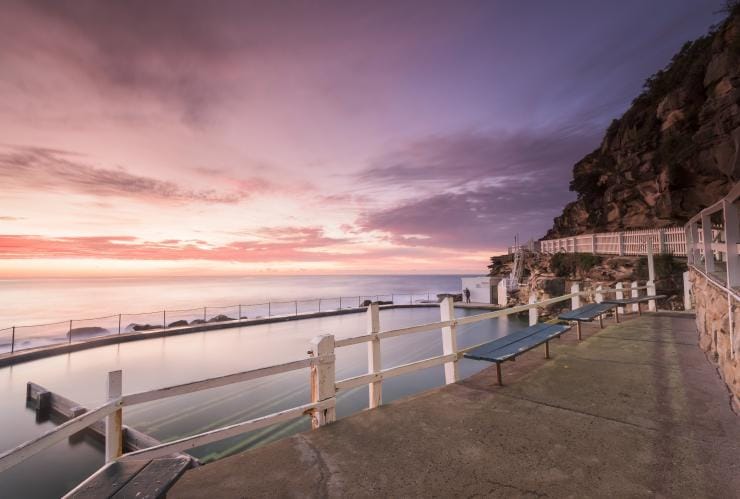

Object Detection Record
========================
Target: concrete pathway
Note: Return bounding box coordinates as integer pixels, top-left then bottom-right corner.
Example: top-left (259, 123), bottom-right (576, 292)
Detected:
top-left (170, 313), bottom-right (740, 498)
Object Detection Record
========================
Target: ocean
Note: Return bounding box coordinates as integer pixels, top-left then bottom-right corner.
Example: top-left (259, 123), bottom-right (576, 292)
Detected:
top-left (0, 274), bottom-right (469, 328)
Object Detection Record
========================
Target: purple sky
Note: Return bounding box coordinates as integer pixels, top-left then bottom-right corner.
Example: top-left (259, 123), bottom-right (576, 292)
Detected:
top-left (0, 0), bottom-right (725, 276)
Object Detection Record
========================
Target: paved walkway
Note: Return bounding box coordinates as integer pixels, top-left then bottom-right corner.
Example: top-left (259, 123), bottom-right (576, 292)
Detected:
top-left (170, 313), bottom-right (740, 498)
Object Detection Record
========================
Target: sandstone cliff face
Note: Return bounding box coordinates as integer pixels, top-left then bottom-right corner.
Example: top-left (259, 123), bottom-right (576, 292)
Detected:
top-left (546, 10), bottom-right (740, 238)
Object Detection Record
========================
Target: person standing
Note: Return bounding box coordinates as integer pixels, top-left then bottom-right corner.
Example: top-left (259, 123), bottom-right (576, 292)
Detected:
top-left (464, 287), bottom-right (471, 303)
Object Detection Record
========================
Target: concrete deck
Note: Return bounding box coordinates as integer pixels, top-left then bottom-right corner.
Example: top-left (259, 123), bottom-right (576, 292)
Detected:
top-left (170, 313), bottom-right (740, 498)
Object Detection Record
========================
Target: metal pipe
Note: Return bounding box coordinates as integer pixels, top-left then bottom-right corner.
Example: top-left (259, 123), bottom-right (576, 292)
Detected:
top-left (163, 311), bottom-right (166, 330)
top-left (69, 320), bottom-right (73, 344)
top-left (118, 314), bottom-right (121, 335)
top-left (11, 326), bottom-right (15, 354)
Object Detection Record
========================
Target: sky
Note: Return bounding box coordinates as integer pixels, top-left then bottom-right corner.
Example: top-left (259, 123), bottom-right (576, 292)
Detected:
top-left (0, 0), bottom-right (726, 277)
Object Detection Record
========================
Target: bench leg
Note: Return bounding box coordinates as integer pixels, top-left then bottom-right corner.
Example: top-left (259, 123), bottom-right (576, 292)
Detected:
top-left (576, 321), bottom-right (582, 341)
top-left (545, 341), bottom-right (550, 359)
top-left (496, 363), bottom-right (502, 386)
top-left (615, 307), bottom-right (620, 324)
top-left (599, 314), bottom-right (603, 328)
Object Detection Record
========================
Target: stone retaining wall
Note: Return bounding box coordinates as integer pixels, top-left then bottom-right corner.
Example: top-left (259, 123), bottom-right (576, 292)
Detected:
top-left (690, 269), bottom-right (739, 410)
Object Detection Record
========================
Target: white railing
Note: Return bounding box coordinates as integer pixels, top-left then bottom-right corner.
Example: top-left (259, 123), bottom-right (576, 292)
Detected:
top-left (0, 283), bottom-right (658, 486)
top-left (540, 227), bottom-right (687, 256)
top-left (685, 182), bottom-right (740, 289)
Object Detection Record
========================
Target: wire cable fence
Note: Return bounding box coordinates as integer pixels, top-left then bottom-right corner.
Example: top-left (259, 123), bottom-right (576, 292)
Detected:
top-left (1, 290), bottom-right (450, 355)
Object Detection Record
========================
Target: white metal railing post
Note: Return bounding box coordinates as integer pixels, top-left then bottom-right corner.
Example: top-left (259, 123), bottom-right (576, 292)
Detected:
top-left (528, 293), bottom-right (537, 326)
top-left (616, 282), bottom-right (625, 316)
top-left (105, 370), bottom-right (123, 463)
top-left (683, 271), bottom-right (692, 310)
top-left (618, 232), bottom-right (624, 256)
top-left (595, 285), bottom-right (604, 304)
top-left (722, 199), bottom-right (740, 287)
top-left (631, 281), bottom-right (639, 313)
top-left (701, 213), bottom-right (715, 272)
top-left (439, 296), bottom-right (459, 384)
top-left (366, 303), bottom-right (382, 408)
top-left (571, 282), bottom-right (580, 309)
top-left (309, 334), bottom-right (336, 429)
top-left (658, 229), bottom-right (665, 254)
top-left (689, 221), bottom-right (700, 265)
top-left (647, 281), bottom-right (657, 312)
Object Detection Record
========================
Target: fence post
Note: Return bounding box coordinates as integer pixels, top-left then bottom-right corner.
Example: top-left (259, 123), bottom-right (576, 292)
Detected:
top-left (339, 297), bottom-right (342, 309)
top-left (701, 213), bottom-right (715, 272)
top-left (366, 303), bottom-right (382, 409)
top-left (571, 282), bottom-right (580, 309)
top-left (591, 234), bottom-right (597, 254)
top-left (528, 293), bottom-right (538, 326)
top-left (318, 299), bottom-right (321, 313)
top-left (163, 311), bottom-right (166, 330)
top-left (203, 307), bottom-right (207, 321)
top-left (105, 370), bottom-right (123, 462)
top-left (268, 302), bottom-right (271, 317)
top-left (11, 326), bottom-right (15, 354)
top-left (615, 282), bottom-right (625, 316)
top-left (618, 232), bottom-right (624, 256)
top-left (723, 199), bottom-right (740, 287)
top-left (647, 281), bottom-right (657, 312)
top-left (440, 296), bottom-right (459, 384)
top-left (239, 304), bottom-right (242, 319)
top-left (497, 279), bottom-right (507, 306)
top-left (595, 285), bottom-right (604, 304)
top-left (631, 281), bottom-right (639, 313)
top-left (683, 271), bottom-right (692, 310)
top-left (118, 314), bottom-right (121, 335)
top-left (646, 239), bottom-right (655, 282)
top-left (658, 229), bottom-right (665, 254)
top-left (69, 320), bottom-right (73, 344)
top-left (295, 301), bottom-right (298, 316)
top-left (309, 335), bottom-right (336, 429)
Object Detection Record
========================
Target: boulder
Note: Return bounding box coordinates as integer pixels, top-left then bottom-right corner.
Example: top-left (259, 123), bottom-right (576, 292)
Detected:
top-left (167, 320), bottom-right (189, 328)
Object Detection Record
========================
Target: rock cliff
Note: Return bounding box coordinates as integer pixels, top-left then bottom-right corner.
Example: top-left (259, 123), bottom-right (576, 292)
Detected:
top-left (546, 6), bottom-right (740, 238)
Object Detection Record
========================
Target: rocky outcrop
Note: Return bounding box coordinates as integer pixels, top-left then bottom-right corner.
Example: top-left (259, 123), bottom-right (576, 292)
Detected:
top-left (690, 269), bottom-right (740, 411)
top-left (546, 8), bottom-right (740, 238)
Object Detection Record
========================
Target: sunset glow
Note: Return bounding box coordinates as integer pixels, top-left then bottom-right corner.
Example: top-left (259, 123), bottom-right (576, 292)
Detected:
top-left (0, 0), bottom-right (719, 276)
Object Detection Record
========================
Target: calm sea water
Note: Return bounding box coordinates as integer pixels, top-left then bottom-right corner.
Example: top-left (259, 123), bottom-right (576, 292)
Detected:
top-left (0, 276), bottom-right (521, 498)
top-left (0, 274), bottom-right (467, 327)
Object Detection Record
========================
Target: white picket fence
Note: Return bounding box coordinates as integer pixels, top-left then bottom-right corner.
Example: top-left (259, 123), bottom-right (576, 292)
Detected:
top-left (540, 227), bottom-right (687, 256)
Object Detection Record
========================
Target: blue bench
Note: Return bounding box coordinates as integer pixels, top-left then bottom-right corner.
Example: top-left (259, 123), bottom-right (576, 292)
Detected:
top-left (603, 295), bottom-right (667, 316)
top-left (463, 322), bottom-right (571, 385)
top-left (558, 302), bottom-right (618, 339)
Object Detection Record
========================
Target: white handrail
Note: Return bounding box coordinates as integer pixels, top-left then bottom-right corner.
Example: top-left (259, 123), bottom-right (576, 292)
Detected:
top-left (0, 399), bottom-right (121, 473)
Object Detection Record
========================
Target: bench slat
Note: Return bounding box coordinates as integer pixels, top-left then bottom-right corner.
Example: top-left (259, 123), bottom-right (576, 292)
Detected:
top-left (464, 324), bottom-right (569, 363)
top-left (603, 295), bottom-right (667, 305)
top-left (558, 302), bottom-right (615, 321)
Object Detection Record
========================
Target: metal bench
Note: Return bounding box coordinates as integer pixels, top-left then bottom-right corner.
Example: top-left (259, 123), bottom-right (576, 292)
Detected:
top-left (558, 302), bottom-right (618, 339)
top-left (603, 295), bottom-right (667, 316)
top-left (463, 322), bottom-right (571, 385)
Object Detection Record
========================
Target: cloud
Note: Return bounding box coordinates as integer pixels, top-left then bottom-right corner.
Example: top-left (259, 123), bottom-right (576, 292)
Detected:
top-left (358, 129), bottom-right (601, 249)
top-left (0, 226), bottom-right (353, 263)
top-left (0, 146), bottom-right (258, 204)
top-left (0, 216), bottom-right (25, 221)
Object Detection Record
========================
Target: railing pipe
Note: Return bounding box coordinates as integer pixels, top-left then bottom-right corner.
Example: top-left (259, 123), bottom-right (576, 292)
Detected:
top-left (366, 303), bottom-right (382, 408)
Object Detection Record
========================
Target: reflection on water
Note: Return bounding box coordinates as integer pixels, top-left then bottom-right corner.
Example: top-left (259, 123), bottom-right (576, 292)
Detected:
top-left (0, 306), bottom-right (525, 498)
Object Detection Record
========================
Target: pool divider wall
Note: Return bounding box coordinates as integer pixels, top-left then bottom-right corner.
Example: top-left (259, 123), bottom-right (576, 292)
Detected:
top-left (0, 303), bottom-right (453, 368)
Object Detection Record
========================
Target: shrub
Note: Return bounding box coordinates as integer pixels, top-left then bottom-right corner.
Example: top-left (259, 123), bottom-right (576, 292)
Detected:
top-left (550, 253), bottom-right (602, 278)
